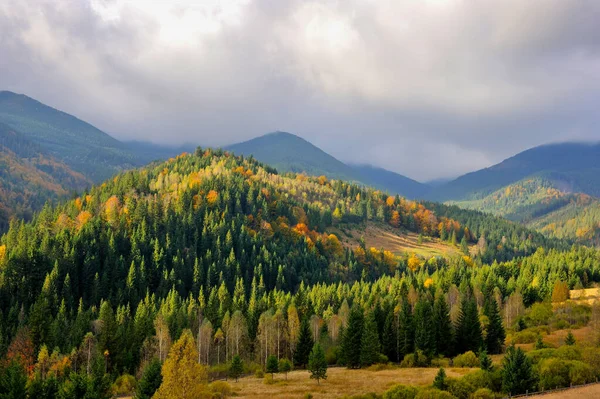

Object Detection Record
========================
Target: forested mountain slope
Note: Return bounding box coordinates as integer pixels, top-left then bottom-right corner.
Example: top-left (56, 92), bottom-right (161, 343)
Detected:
top-left (0, 123), bottom-right (89, 230)
top-left (226, 131), bottom-right (429, 198)
top-left (0, 147), bottom-right (596, 398)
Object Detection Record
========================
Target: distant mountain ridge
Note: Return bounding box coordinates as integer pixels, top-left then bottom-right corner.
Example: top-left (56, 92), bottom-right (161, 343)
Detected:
top-left (225, 131), bottom-right (429, 199)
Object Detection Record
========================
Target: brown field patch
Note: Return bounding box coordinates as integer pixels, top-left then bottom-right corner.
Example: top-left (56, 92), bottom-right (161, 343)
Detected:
top-left (231, 366), bottom-right (477, 399)
top-left (530, 383), bottom-right (600, 398)
top-left (331, 223), bottom-right (471, 259)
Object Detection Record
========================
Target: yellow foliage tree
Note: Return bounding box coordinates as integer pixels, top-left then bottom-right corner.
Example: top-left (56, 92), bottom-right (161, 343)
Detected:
top-left (154, 329), bottom-right (209, 399)
top-left (407, 254), bottom-right (421, 272)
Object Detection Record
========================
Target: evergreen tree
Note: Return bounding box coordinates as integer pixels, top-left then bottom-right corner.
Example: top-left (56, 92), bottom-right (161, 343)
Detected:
top-left (0, 360), bottom-right (27, 399)
top-left (433, 368), bottom-right (447, 391)
top-left (478, 349), bottom-right (493, 372)
top-left (455, 293), bottom-right (482, 354)
top-left (135, 358), bottom-right (162, 399)
top-left (483, 294), bottom-right (505, 354)
top-left (295, 318), bottom-right (314, 368)
top-left (413, 298), bottom-right (434, 355)
top-left (565, 331), bottom-right (576, 346)
top-left (266, 355), bottom-right (279, 379)
top-left (360, 311), bottom-right (380, 367)
top-left (279, 358), bottom-right (292, 380)
top-left (341, 306), bottom-right (364, 369)
top-left (397, 300), bottom-right (414, 360)
top-left (229, 355), bottom-right (243, 382)
top-left (308, 343), bottom-right (327, 384)
top-left (433, 294), bottom-right (454, 356)
top-left (382, 311), bottom-right (398, 363)
top-left (502, 346), bottom-right (536, 395)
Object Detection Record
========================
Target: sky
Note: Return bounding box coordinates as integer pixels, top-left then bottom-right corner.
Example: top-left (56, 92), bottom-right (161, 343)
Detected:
top-left (1, 0), bottom-right (600, 181)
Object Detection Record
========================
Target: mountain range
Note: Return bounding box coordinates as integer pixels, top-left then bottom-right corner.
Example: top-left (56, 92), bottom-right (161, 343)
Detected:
top-left (1, 90), bottom-right (600, 244)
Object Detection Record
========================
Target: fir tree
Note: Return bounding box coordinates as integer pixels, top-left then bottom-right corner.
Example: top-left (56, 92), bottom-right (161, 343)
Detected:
top-left (279, 358), bottom-right (292, 380)
top-left (433, 368), bottom-right (447, 391)
top-left (308, 343), bottom-right (327, 384)
top-left (433, 294), bottom-right (454, 357)
top-left (478, 349), bottom-right (493, 372)
top-left (295, 318), bottom-right (314, 368)
top-left (397, 300), bottom-right (414, 360)
top-left (229, 355), bottom-right (243, 382)
top-left (135, 358), bottom-right (162, 399)
top-left (413, 298), bottom-right (434, 355)
top-left (483, 294), bottom-right (505, 354)
top-left (360, 311), bottom-right (380, 367)
top-left (382, 311), bottom-right (398, 363)
top-left (266, 355), bottom-right (279, 379)
top-left (341, 306), bottom-right (364, 369)
top-left (565, 331), bottom-right (576, 346)
top-left (455, 293), bottom-right (482, 354)
top-left (502, 346), bottom-right (536, 395)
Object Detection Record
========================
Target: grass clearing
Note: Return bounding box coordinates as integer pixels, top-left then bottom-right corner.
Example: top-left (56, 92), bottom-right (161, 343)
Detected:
top-left (230, 366), bottom-right (477, 399)
top-left (531, 384), bottom-right (600, 398)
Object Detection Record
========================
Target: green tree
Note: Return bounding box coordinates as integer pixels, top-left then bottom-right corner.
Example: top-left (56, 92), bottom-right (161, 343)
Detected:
top-left (295, 318), bottom-right (314, 368)
top-left (266, 355), bottom-right (279, 379)
top-left (341, 306), bottom-right (364, 368)
top-left (478, 349), bottom-right (493, 372)
top-left (360, 311), bottom-right (380, 367)
top-left (414, 298), bottom-right (434, 355)
top-left (483, 294), bottom-right (505, 354)
top-left (397, 300), bottom-right (414, 359)
top-left (502, 346), bottom-right (535, 395)
top-left (229, 355), bottom-right (244, 382)
top-left (279, 358), bottom-right (292, 380)
top-left (433, 367), bottom-right (447, 391)
top-left (433, 294), bottom-right (454, 356)
top-left (0, 360), bottom-right (27, 399)
top-left (135, 358), bottom-right (162, 399)
top-left (565, 331), bottom-right (576, 346)
top-left (455, 293), bottom-right (482, 354)
top-left (308, 343), bottom-right (327, 384)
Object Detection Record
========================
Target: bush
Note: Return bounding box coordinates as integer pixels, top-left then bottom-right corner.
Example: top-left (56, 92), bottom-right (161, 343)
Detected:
top-left (367, 363), bottom-right (397, 372)
top-left (326, 346), bottom-right (339, 365)
top-left (209, 381), bottom-right (233, 398)
top-left (453, 352), bottom-right (479, 368)
top-left (431, 358), bottom-right (450, 368)
top-left (581, 347), bottom-right (600, 377)
top-left (461, 370), bottom-right (493, 391)
top-left (254, 369), bottom-right (264, 378)
top-left (538, 358), bottom-right (570, 390)
top-left (446, 377), bottom-right (475, 399)
top-left (528, 303), bottom-right (553, 326)
top-left (554, 345), bottom-right (582, 361)
top-left (414, 388), bottom-right (456, 399)
top-left (510, 330), bottom-right (538, 344)
top-left (383, 384), bottom-right (419, 399)
top-left (111, 374), bottom-right (136, 396)
top-left (568, 360), bottom-right (595, 385)
top-left (471, 388), bottom-right (494, 399)
top-left (401, 351), bottom-right (429, 368)
top-left (527, 348), bottom-right (557, 364)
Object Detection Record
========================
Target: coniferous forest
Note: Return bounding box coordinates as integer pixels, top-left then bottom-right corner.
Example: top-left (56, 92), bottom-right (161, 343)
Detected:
top-left (1, 149), bottom-right (600, 398)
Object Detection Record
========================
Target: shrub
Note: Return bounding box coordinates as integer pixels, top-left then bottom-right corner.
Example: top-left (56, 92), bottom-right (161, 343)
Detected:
top-left (581, 347), bottom-right (600, 377)
top-left (462, 370), bottom-right (493, 391)
top-left (254, 369), bottom-right (264, 378)
top-left (528, 303), bottom-right (553, 326)
top-left (510, 330), bottom-right (538, 344)
top-left (383, 384), bottom-right (419, 399)
top-left (414, 388), bottom-right (456, 399)
top-left (471, 388), bottom-right (494, 399)
top-left (304, 394), bottom-right (314, 399)
top-left (111, 374), bottom-right (136, 396)
top-left (568, 360), bottom-right (595, 385)
top-left (209, 381), bottom-right (232, 398)
top-left (401, 351), bottom-right (429, 368)
top-left (554, 345), bottom-right (582, 361)
top-left (263, 375), bottom-right (275, 385)
top-left (446, 377), bottom-right (475, 399)
top-left (325, 346), bottom-right (339, 365)
top-left (538, 358), bottom-right (570, 390)
top-left (527, 348), bottom-right (557, 364)
top-left (431, 358), bottom-right (450, 368)
top-left (453, 351), bottom-right (479, 368)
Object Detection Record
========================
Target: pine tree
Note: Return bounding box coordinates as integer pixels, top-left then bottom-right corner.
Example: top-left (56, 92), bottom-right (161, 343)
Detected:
top-left (413, 298), bottom-right (434, 355)
top-left (229, 355), bottom-right (243, 382)
top-left (433, 294), bottom-right (454, 357)
top-left (455, 293), bottom-right (482, 354)
top-left (502, 346), bottom-right (536, 395)
top-left (360, 311), bottom-right (380, 367)
top-left (279, 358), bottom-right (292, 380)
top-left (479, 349), bottom-right (493, 372)
top-left (295, 318), bottom-right (314, 368)
top-left (266, 355), bottom-right (279, 379)
top-left (397, 300), bottom-right (414, 360)
top-left (565, 331), bottom-right (576, 346)
top-left (308, 343), bottom-right (327, 384)
top-left (382, 311), bottom-right (398, 363)
top-left (135, 358), bottom-right (162, 399)
top-left (433, 368), bottom-right (447, 391)
top-left (341, 306), bottom-right (364, 368)
top-left (483, 293), bottom-right (505, 354)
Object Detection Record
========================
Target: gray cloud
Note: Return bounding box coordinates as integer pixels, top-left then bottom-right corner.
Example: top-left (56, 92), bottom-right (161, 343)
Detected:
top-left (1, 0), bottom-right (599, 180)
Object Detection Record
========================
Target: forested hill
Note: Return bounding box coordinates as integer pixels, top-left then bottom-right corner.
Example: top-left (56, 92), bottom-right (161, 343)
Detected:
top-left (0, 147), bottom-right (595, 397)
top-left (0, 123), bottom-right (89, 230)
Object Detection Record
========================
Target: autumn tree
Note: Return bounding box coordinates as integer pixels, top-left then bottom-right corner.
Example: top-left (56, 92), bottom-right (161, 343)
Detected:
top-left (154, 329), bottom-right (208, 399)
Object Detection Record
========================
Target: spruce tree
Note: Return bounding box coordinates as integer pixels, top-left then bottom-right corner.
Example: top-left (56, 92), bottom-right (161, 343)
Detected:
top-left (397, 300), bottom-right (414, 360)
top-left (266, 355), bottom-right (279, 379)
top-left (360, 311), bottom-right (380, 367)
top-left (308, 343), bottom-right (327, 384)
top-left (565, 331), bottom-right (576, 346)
top-left (433, 368), bottom-right (447, 391)
top-left (483, 294), bottom-right (505, 354)
top-left (455, 293), bottom-right (482, 354)
top-left (229, 355), bottom-right (243, 382)
top-left (433, 294), bottom-right (454, 357)
top-left (136, 358), bottom-right (163, 398)
top-left (502, 345), bottom-right (536, 395)
top-left (341, 306), bottom-right (364, 368)
top-left (295, 318), bottom-right (314, 368)
top-left (382, 311), bottom-right (398, 363)
top-left (413, 298), bottom-right (434, 355)
top-left (279, 358), bottom-right (292, 380)
top-left (478, 349), bottom-right (493, 372)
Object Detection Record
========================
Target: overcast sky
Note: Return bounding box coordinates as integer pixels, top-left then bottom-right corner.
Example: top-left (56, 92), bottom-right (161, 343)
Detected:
top-left (1, 0), bottom-right (599, 181)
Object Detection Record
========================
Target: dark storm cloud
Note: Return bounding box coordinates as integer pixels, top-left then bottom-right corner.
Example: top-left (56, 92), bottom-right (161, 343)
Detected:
top-left (1, 0), bottom-right (600, 181)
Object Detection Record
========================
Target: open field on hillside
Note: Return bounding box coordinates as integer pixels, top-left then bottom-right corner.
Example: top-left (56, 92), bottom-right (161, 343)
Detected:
top-left (231, 367), bottom-right (476, 399)
top-left (332, 222), bottom-right (472, 258)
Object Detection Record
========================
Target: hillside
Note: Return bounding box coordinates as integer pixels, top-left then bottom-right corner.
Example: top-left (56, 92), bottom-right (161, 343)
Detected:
top-left (226, 132), bottom-right (429, 198)
top-left (432, 142), bottom-right (600, 201)
top-left (0, 123), bottom-right (89, 230)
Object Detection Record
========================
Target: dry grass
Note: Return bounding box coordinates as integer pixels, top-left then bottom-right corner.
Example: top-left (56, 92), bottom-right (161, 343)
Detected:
top-left (230, 366), bottom-right (476, 399)
top-left (332, 222), bottom-right (470, 258)
top-left (531, 384), bottom-right (600, 398)
top-left (568, 288), bottom-right (600, 306)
